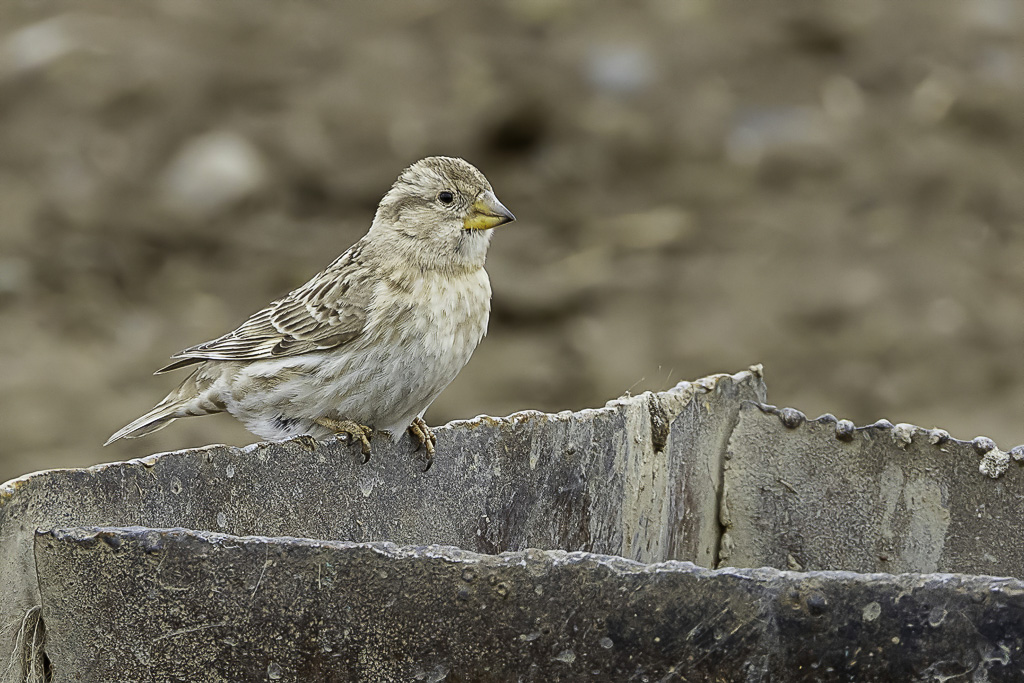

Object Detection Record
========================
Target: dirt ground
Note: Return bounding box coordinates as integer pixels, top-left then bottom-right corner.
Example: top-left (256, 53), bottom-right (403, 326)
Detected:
top-left (3, 0), bottom-right (1024, 484)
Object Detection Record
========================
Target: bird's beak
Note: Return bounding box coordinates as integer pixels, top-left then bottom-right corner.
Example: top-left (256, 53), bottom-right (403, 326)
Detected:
top-left (463, 191), bottom-right (516, 230)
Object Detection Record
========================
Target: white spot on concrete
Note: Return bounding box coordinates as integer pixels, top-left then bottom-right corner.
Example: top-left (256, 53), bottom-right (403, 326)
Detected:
top-left (892, 423), bottom-right (915, 449)
top-left (980, 449), bottom-right (1010, 479)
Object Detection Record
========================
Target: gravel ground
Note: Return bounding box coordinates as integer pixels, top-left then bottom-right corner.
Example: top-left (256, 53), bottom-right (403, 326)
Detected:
top-left (3, 0), bottom-right (1024, 483)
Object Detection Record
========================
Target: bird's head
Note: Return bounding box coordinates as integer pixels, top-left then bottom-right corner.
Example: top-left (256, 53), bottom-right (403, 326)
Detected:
top-left (371, 156), bottom-right (515, 271)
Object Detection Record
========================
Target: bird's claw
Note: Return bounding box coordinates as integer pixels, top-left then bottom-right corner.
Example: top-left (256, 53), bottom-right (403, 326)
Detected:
top-left (314, 417), bottom-right (373, 462)
top-left (289, 435), bottom-right (318, 452)
top-left (408, 417), bottom-right (436, 472)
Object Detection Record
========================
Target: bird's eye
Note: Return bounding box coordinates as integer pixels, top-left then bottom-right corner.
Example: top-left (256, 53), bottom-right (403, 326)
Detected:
top-left (438, 191), bottom-right (455, 205)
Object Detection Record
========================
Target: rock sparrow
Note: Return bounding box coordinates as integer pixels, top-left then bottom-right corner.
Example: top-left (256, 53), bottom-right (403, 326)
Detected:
top-left (107, 156), bottom-right (515, 467)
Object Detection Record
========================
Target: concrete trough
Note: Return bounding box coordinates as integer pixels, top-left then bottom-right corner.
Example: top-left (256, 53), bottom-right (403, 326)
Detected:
top-left (3, 366), bottom-right (1024, 681)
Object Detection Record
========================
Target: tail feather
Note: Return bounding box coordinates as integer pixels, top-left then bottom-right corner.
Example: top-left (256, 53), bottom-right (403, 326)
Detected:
top-left (104, 401), bottom-right (183, 445)
top-left (105, 368), bottom-right (212, 446)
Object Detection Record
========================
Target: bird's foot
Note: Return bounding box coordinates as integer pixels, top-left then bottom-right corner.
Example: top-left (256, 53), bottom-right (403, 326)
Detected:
top-left (314, 417), bottom-right (373, 462)
top-left (288, 434), bottom-right (318, 452)
top-left (407, 417), bottom-right (436, 472)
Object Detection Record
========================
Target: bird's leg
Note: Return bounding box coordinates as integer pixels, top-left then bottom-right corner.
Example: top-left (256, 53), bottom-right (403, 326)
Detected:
top-left (314, 417), bottom-right (373, 460)
top-left (407, 417), bottom-right (436, 471)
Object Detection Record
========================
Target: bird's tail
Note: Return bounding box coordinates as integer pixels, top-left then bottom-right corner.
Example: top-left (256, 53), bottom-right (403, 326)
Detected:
top-left (105, 370), bottom-right (211, 445)
top-left (104, 401), bottom-right (182, 445)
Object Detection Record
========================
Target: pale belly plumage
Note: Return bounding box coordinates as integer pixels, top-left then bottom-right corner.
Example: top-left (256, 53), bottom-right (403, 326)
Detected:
top-left (208, 267), bottom-right (491, 441)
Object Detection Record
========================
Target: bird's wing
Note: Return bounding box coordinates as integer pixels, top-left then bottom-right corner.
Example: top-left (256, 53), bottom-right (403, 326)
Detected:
top-left (156, 244), bottom-right (372, 373)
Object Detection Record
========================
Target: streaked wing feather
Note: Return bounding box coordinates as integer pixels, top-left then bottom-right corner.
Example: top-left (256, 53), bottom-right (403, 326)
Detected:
top-left (156, 245), bottom-right (370, 373)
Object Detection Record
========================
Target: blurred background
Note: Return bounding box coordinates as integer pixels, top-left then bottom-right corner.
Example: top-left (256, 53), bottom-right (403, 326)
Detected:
top-left (3, 0), bottom-right (1024, 483)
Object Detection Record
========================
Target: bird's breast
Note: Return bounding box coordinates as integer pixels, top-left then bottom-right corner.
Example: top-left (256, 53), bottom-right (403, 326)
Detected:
top-left (375, 267), bottom-right (491, 341)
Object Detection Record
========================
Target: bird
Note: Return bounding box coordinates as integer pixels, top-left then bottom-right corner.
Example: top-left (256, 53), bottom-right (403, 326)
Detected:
top-left (106, 156), bottom-right (515, 467)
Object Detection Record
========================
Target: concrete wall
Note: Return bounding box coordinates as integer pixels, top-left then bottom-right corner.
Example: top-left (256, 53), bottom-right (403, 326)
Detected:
top-left (3, 366), bottom-right (1024, 681)
top-left (720, 403), bottom-right (1024, 576)
top-left (35, 527), bottom-right (1024, 682)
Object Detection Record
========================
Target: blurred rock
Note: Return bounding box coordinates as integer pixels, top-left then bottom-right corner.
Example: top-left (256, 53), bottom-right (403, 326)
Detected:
top-left (820, 74), bottom-right (866, 124)
top-left (782, 1), bottom-right (876, 56)
top-left (0, 15), bottom-right (79, 75)
top-left (158, 130), bottom-right (269, 221)
top-left (910, 71), bottom-right (959, 124)
top-left (975, 46), bottom-right (1024, 87)
top-left (584, 44), bottom-right (655, 95)
top-left (0, 257), bottom-right (29, 296)
top-left (592, 206), bottom-right (694, 252)
top-left (963, 0), bottom-right (1020, 33)
top-left (725, 106), bottom-right (831, 167)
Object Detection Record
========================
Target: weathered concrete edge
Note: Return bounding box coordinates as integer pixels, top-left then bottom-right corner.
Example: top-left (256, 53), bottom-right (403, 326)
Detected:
top-left (749, 402), bottom-right (1024, 480)
top-left (0, 366), bottom-right (762, 497)
top-left (45, 523), bottom-right (1024, 583)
